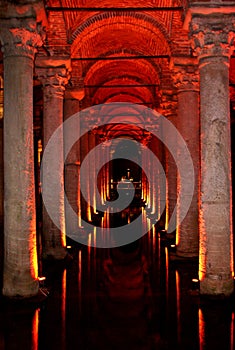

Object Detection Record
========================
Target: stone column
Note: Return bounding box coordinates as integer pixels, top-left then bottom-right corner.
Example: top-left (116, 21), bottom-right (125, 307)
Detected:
top-left (0, 74), bottom-right (3, 228)
top-left (88, 130), bottom-right (97, 217)
top-left (171, 57), bottom-right (200, 258)
top-left (80, 130), bottom-right (92, 222)
top-left (36, 58), bottom-right (70, 260)
top-left (0, 9), bottom-right (45, 296)
top-left (190, 14), bottom-right (235, 296)
top-left (141, 144), bottom-right (148, 203)
top-left (148, 133), bottom-right (163, 220)
top-left (64, 89), bottom-right (83, 233)
top-left (160, 95), bottom-right (178, 233)
top-left (142, 133), bottom-right (151, 209)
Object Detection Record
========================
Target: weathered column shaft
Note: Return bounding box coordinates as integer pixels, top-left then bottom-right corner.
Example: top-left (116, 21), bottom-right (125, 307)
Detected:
top-left (190, 14), bottom-right (235, 295)
top-left (172, 58), bottom-right (200, 257)
top-left (64, 92), bottom-right (82, 232)
top-left (80, 132), bottom-right (91, 221)
top-left (0, 11), bottom-right (45, 296)
top-left (149, 134), bottom-right (163, 219)
top-left (88, 131), bottom-right (97, 215)
top-left (37, 62), bottom-right (70, 259)
top-left (0, 75), bottom-right (3, 228)
top-left (161, 106), bottom-right (177, 232)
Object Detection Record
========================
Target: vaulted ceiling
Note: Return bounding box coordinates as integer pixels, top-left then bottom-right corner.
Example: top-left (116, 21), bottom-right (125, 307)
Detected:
top-left (1, 0), bottom-right (235, 138)
top-left (41, 0), bottom-right (191, 111)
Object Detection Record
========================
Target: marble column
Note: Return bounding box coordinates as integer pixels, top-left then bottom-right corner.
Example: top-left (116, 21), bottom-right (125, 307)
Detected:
top-left (36, 59), bottom-right (70, 260)
top-left (88, 130), bottom-right (97, 217)
top-left (148, 133), bottom-right (163, 220)
top-left (142, 134), bottom-right (152, 209)
top-left (0, 74), bottom-right (3, 228)
top-left (0, 11), bottom-right (45, 296)
top-left (160, 95), bottom-right (178, 233)
top-left (190, 13), bottom-right (235, 296)
top-left (141, 144), bottom-right (148, 203)
top-left (80, 130), bottom-right (91, 222)
top-left (64, 89), bottom-right (83, 233)
top-left (171, 57), bottom-right (200, 258)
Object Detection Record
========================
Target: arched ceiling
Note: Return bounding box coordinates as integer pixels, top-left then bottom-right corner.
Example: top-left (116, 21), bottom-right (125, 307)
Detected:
top-left (38, 0), bottom-right (235, 136)
top-left (43, 0), bottom-right (189, 114)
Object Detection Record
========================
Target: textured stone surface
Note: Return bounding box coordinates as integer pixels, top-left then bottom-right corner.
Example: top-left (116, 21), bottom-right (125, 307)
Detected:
top-left (37, 63), bottom-right (70, 259)
top-left (171, 58), bottom-right (200, 257)
top-left (191, 13), bottom-right (235, 295)
top-left (64, 96), bottom-right (81, 233)
top-left (2, 42), bottom-right (40, 297)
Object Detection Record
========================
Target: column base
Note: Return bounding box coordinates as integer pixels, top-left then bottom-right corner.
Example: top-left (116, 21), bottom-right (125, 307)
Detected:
top-left (2, 287), bottom-right (49, 304)
top-left (42, 246), bottom-right (67, 260)
top-left (170, 250), bottom-right (198, 262)
top-left (2, 278), bottom-right (39, 298)
top-left (175, 248), bottom-right (199, 259)
top-left (200, 277), bottom-right (234, 297)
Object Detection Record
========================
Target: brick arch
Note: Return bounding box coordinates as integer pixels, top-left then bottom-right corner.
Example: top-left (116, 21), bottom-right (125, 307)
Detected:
top-left (71, 13), bottom-right (172, 59)
top-left (71, 11), bottom-right (172, 47)
top-left (82, 49), bottom-right (161, 81)
top-left (93, 87), bottom-right (154, 105)
top-left (84, 59), bottom-right (160, 89)
top-left (83, 57), bottom-right (160, 105)
top-left (90, 78), bottom-right (155, 106)
top-left (94, 89), bottom-right (153, 106)
top-left (104, 93), bottom-right (145, 104)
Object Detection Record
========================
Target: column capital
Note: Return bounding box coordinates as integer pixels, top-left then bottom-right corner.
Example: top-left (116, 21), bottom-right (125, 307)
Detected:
top-left (159, 91), bottom-right (177, 117)
top-left (0, 1), bottom-right (47, 59)
top-left (170, 57), bottom-right (199, 92)
top-left (189, 14), bottom-right (235, 60)
top-left (36, 58), bottom-right (71, 97)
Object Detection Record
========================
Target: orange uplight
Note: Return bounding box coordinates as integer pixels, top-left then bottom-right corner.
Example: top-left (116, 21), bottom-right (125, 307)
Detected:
top-left (32, 308), bottom-right (39, 350)
top-left (176, 227), bottom-right (180, 246)
top-left (61, 229), bottom-right (66, 248)
top-left (29, 228), bottom-right (38, 280)
top-left (176, 175), bottom-right (181, 246)
top-left (165, 247), bottom-right (169, 298)
top-left (151, 181), bottom-right (156, 214)
top-left (165, 178), bottom-right (169, 231)
top-left (93, 192), bottom-right (97, 214)
top-left (152, 225), bottom-right (156, 256)
top-left (198, 210), bottom-right (206, 281)
top-left (87, 206), bottom-right (92, 222)
top-left (88, 233), bottom-right (92, 274)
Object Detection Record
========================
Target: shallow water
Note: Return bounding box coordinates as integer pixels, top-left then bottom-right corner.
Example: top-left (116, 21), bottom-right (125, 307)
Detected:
top-left (0, 208), bottom-right (234, 350)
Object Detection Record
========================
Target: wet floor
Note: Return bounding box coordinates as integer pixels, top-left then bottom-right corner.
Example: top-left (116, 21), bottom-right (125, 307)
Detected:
top-left (0, 208), bottom-right (235, 350)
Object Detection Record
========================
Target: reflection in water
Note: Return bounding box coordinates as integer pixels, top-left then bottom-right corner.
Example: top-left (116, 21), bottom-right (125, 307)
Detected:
top-left (1, 206), bottom-right (235, 350)
top-left (78, 249), bottom-right (82, 314)
top-left (175, 270), bottom-right (181, 345)
top-left (32, 308), bottom-right (39, 350)
top-left (199, 308), bottom-right (205, 350)
top-left (165, 246), bottom-right (169, 300)
top-left (61, 270), bottom-right (67, 349)
top-left (231, 312), bottom-right (234, 350)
